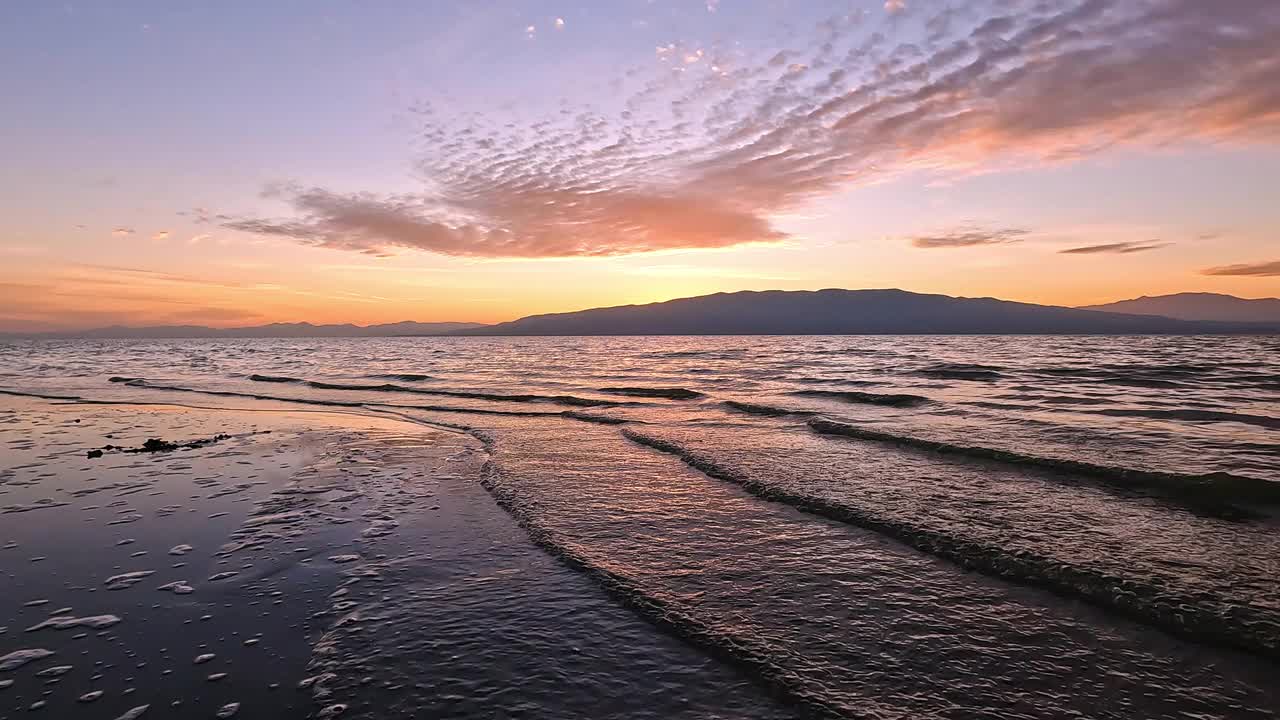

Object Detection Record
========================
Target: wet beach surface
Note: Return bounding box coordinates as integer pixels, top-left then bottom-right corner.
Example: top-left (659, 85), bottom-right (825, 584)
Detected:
top-left (1, 399), bottom-right (783, 719)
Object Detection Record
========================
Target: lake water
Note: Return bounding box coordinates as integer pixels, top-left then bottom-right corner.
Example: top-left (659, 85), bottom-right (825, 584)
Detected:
top-left (1, 336), bottom-right (1278, 718)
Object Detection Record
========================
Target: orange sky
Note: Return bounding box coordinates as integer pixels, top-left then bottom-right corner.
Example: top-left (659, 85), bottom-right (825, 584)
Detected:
top-left (2, 1), bottom-right (1278, 330)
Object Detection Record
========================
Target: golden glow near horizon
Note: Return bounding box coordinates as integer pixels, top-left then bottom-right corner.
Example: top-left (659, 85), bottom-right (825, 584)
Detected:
top-left (2, 1), bottom-right (1278, 331)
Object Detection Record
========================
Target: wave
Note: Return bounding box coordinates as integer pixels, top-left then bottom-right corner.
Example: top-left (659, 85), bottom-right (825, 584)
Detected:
top-left (0, 388), bottom-right (83, 401)
top-left (789, 390), bottom-right (929, 407)
top-left (793, 377), bottom-right (881, 386)
top-left (640, 350), bottom-right (747, 360)
top-left (477, 451), bottom-right (853, 718)
top-left (246, 375), bottom-right (617, 408)
top-left (365, 373), bottom-right (433, 382)
top-left (621, 429), bottom-right (1280, 662)
top-left (596, 387), bottom-right (704, 400)
top-left (106, 379), bottom-right (631, 426)
top-left (806, 418), bottom-right (1280, 508)
top-left (915, 364), bottom-right (1003, 381)
top-left (723, 400), bottom-right (811, 417)
top-left (1082, 408), bottom-right (1280, 431)
top-left (561, 411), bottom-right (632, 425)
top-left (105, 379), bottom-right (574, 419)
top-left (1099, 376), bottom-right (1183, 389)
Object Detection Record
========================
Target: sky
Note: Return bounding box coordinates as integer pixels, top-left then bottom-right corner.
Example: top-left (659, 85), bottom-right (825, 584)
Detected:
top-left (1, 0), bottom-right (1278, 331)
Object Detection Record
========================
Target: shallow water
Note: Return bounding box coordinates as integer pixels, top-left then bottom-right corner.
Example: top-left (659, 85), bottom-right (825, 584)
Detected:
top-left (0, 336), bottom-right (1277, 718)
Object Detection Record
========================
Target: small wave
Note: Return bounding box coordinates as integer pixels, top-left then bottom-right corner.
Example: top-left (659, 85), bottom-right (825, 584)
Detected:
top-left (561, 411), bottom-right (632, 425)
top-left (621, 429), bottom-right (1280, 662)
top-left (286, 380), bottom-right (617, 408)
top-left (248, 374), bottom-right (303, 383)
top-left (1082, 408), bottom-right (1280, 431)
top-left (723, 400), bottom-right (810, 417)
top-left (806, 418), bottom-right (1280, 508)
top-left (793, 377), bottom-right (880, 386)
top-left (790, 390), bottom-right (929, 407)
top-left (597, 387), bottom-right (704, 400)
top-left (641, 349), bottom-right (746, 360)
top-left (101, 380), bottom-right (568, 418)
top-left (477, 452), bottom-right (853, 718)
top-left (915, 364), bottom-right (1002, 381)
top-left (366, 373), bottom-right (433, 382)
top-left (1099, 377), bottom-right (1183, 389)
top-left (108, 376), bottom-right (141, 383)
top-left (0, 388), bottom-right (83, 401)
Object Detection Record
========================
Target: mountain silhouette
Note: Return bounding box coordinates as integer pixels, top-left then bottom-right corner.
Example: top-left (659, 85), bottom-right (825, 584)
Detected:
top-left (460, 289), bottom-right (1278, 335)
top-left (1079, 293), bottom-right (1280, 323)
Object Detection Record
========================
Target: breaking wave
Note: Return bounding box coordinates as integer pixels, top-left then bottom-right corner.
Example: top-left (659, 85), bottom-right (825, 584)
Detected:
top-left (245, 375), bottom-right (617, 408)
top-left (478, 450), bottom-right (855, 718)
top-left (723, 400), bottom-right (810, 417)
top-left (915, 364), bottom-right (1003, 381)
top-left (597, 387), bottom-right (705, 400)
top-left (621, 429), bottom-right (1280, 662)
top-left (789, 389), bottom-right (929, 407)
top-left (807, 418), bottom-right (1280, 508)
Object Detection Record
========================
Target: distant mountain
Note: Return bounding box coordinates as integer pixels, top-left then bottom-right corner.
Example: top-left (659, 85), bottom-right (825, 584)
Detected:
top-left (1079, 293), bottom-right (1280, 323)
top-left (3, 321), bottom-right (486, 339)
top-left (459, 289), bottom-right (1279, 335)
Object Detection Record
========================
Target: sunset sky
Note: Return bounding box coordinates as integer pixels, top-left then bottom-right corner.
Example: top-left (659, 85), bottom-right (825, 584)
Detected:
top-left (2, 0), bottom-right (1278, 331)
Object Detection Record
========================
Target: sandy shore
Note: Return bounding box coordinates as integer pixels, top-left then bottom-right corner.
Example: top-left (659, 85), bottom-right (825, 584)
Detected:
top-left (0, 396), bottom-right (484, 718)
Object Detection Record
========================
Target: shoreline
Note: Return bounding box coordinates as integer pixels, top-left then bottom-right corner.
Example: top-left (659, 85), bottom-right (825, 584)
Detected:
top-left (0, 395), bottom-right (782, 719)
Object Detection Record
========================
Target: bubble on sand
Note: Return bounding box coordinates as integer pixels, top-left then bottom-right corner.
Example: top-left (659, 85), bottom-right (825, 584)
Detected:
top-left (114, 706), bottom-right (150, 720)
top-left (297, 673), bottom-right (334, 689)
top-left (105, 571), bottom-right (155, 590)
top-left (216, 702), bottom-right (240, 718)
top-left (157, 581), bottom-right (194, 595)
top-left (208, 672), bottom-right (228, 681)
top-left (78, 690), bottom-right (104, 702)
top-left (27, 614), bottom-right (122, 632)
top-left (168, 544), bottom-right (194, 556)
top-left (0, 648), bottom-right (54, 671)
top-left (35, 665), bottom-right (73, 677)
top-left (0, 679), bottom-right (14, 689)
top-left (208, 571), bottom-right (239, 582)
top-left (194, 653), bottom-right (216, 664)
top-left (318, 704), bottom-right (348, 718)
top-left (328, 554), bottom-right (361, 564)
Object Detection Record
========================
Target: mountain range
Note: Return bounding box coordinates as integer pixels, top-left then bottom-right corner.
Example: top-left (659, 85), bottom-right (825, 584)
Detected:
top-left (458, 289), bottom-right (1277, 336)
top-left (3, 290), bottom-right (1276, 338)
top-left (1078, 293), bottom-right (1280, 323)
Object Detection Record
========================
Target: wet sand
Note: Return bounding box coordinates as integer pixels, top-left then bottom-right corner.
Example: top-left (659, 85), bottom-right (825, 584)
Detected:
top-left (0, 396), bottom-right (784, 719)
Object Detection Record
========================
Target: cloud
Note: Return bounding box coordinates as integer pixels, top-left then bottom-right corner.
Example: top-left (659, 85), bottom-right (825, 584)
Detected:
top-left (555, 17), bottom-right (565, 29)
top-left (910, 227), bottom-right (1029, 249)
top-left (152, 231), bottom-right (171, 241)
top-left (225, 1), bottom-right (1280, 260)
top-left (224, 184), bottom-right (783, 258)
top-left (1201, 260), bottom-right (1280, 277)
top-left (112, 227), bottom-right (135, 236)
top-left (1059, 241), bottom-right (1169, 255)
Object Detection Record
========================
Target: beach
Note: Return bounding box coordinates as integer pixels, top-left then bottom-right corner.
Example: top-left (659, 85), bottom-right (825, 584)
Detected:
top-left (0, 395), bottom-right (783, 719)
top-left (1, 335), bottom-right (1278, 718)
